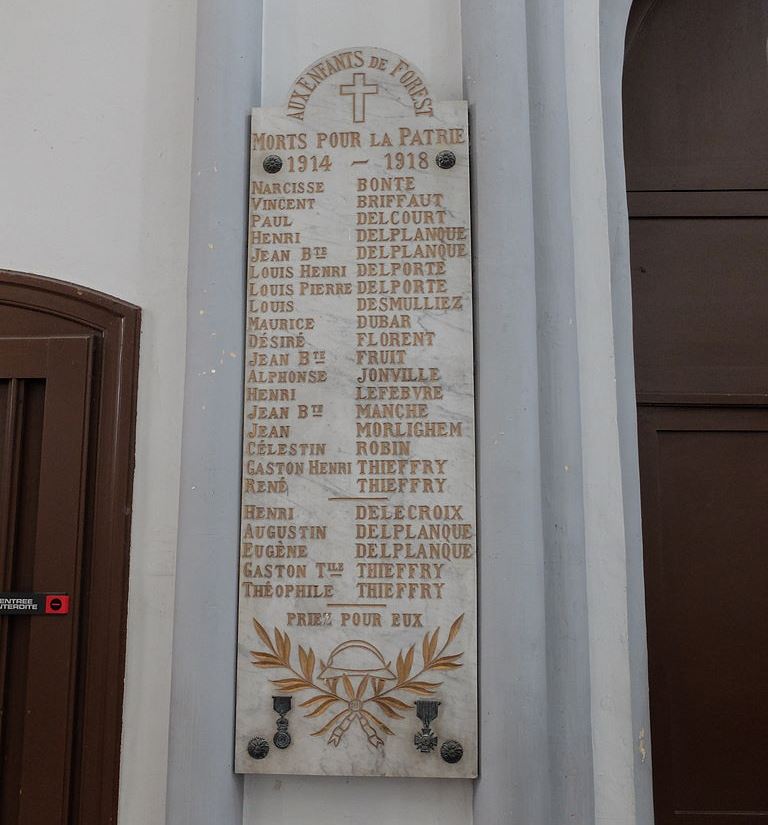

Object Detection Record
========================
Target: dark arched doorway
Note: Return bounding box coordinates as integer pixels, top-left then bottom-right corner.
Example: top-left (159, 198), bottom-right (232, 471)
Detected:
top-left (624, 3), bottom-right (768, 823)
top-left (0, 270), bottom-right (140, 824)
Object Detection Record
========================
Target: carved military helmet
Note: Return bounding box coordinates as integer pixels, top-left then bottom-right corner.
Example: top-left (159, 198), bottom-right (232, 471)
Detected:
top-left (317, 640), bottom-right (396, 681)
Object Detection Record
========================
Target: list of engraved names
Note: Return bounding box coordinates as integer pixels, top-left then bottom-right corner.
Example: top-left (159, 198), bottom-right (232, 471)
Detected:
top-left (242, 139), bottom-right (471, 622)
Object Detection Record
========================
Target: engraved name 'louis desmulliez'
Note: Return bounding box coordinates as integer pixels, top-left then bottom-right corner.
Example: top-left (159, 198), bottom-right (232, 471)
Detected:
top-left (236, 46), bottom-right (477, 778)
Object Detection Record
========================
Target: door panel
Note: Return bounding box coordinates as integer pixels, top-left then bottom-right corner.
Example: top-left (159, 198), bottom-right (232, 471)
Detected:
top-left (625, 2), bottom-right (768, 822)
top-left (0, 337), bottom-right (93, 825)
top-left (0, 270), bottom-right (139, 825)
top-left (638, 407), bottom-right (768, 824)
top-left (631, 219), bottom-right (768, 399)
top-left (624, 0), bottom-right (768, 191)
top-left (0, 377), bottom-right (44, 823)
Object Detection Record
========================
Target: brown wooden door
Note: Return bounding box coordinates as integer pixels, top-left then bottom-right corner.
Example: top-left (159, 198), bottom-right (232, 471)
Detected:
top-left (0, 272), bottom-right (140, 825)
top-left (624, 3), bottom-right (768, 824)
top-left (0, 337), bottom-right (93, 824)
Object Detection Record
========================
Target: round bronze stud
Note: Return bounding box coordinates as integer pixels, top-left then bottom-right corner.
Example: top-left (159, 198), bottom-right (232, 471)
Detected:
top-left (440, 739), bottom-right (464, 763)
top-left (435, 150), bottom-right (456, 170)
top-left (247, 736), bottom-right (270, 759)
top-left (263, 154), bottom-right (283, 174)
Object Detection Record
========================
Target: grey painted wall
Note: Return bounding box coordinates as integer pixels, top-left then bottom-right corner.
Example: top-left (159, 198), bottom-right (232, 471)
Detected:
top-left (462, 2), bottom-right (552, 823)
top-left (600, 3), bottom-right (655, 821)
top-left (464, 0), bottom-right (652, 823)
top-left (165, 2), bottom-right (263, 822)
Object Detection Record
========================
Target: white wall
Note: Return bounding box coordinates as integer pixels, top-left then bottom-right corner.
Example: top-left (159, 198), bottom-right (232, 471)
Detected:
top-left (0, 1), bottom-right (198, 822)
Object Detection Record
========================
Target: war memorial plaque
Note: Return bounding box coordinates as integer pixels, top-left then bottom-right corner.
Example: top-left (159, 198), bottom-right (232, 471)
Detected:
top-left (235, 47), bottom-right (477, 777)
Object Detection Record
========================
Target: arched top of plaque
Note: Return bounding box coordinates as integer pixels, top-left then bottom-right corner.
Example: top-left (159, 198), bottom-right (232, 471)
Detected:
top-left (285, 47), bottom-right (435, 125)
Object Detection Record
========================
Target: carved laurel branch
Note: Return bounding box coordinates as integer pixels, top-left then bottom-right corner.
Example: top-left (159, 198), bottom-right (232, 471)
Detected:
top-left (250, 614), bottom-right (465, 746)
top-left (367, 613), bottom-right (464, 721)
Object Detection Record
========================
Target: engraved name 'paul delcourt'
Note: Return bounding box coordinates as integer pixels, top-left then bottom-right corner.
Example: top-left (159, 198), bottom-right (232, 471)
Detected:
top-left (236, 46), bottom-right (477, 779)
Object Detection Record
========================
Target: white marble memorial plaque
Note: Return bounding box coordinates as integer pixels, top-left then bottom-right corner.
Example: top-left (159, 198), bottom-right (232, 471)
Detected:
top-left (235, 47), bottom-right (477, 778)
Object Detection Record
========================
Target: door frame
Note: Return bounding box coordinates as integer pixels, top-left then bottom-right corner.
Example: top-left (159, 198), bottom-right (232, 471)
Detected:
top-left (0, 269), bottom-right (140, 824)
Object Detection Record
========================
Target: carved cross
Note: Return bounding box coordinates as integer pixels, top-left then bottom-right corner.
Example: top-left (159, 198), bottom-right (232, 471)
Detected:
top-left (339, 73), bottom-right (379, 123)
